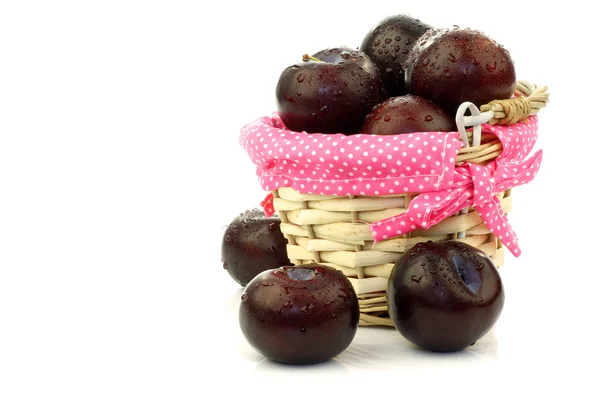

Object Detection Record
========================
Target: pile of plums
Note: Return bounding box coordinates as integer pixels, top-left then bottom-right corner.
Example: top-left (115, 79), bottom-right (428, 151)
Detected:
top-left (222, 208), bottom-right (504, 362)
top-left (222, 14), bottom-right (512, 364)
top-left (276, 15), bottom-right (516, 135)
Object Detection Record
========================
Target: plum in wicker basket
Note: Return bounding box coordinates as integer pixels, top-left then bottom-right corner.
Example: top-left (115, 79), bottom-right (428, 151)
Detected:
top-left (240, 80), bottom-right (548, 327)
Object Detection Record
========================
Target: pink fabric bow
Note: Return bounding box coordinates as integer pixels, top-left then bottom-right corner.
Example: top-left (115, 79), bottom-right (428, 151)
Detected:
top-left (369, 150), bottom-right (543, 257)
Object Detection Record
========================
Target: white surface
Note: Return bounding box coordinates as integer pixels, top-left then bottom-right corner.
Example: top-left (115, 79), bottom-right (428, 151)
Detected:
top-left (0, 1), bottom-right (597, 399)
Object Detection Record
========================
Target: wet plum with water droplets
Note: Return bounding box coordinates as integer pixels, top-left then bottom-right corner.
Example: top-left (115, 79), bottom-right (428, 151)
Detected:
top-left (404, 27), bottom-right (516, 114)
top-left (387, 241), bottom-right (504, 352)
top-left (239, 264), bottom-right (359, 364)
top-left (221, 209), bottom-right (290, 286)
top-left (275, 47), bottom-right (383, 134)
top-left (361, 94), bottom-right (455, 135)
top-left (360, 14), bottom-right (432, 96)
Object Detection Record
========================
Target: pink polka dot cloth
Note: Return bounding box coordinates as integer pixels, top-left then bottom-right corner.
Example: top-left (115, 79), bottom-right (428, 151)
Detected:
top-left (240, 113), bottom-right (542, 257)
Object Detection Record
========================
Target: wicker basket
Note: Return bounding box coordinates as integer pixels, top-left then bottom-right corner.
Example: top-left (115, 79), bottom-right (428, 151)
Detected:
top-left (259, 81), bottom-right (549, 327)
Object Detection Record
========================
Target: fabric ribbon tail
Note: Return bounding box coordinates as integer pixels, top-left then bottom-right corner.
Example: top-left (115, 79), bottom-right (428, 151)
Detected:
top-left (474, 195), bottom-right (521, 257)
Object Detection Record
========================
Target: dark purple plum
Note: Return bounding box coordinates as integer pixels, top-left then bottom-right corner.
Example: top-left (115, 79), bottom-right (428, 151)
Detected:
top-left (360, 14), bottom-right (432, 96)
top-left (404, 27), bottom-right (517, 114)
top-left (361, 94), bottom-right (455, 135)
top-left (221, 209), bottom-right (290, 287)
top-left (275, 47), bottom-right (383, 134)
top-left (239, 264), bottom-right (359, 364)
top-left (387, 241), bottom-right (504, 352)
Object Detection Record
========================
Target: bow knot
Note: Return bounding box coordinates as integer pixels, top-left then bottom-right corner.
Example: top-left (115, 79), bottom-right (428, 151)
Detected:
top-left (369, 150), bottom-right (543, 257)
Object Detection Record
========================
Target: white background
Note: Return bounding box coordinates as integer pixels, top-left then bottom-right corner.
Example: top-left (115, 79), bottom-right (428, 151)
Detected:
top-left (1, 1), bottom-right (598, 399)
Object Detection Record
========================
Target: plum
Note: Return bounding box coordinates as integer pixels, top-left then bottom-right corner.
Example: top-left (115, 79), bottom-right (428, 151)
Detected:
top-left (387, 241), bottom-right (504, 352)
top-left (360, 14), bottom-right (432, 96)
top-left (221, 209), bottom-right (290, 286)
top-left (275, 47), bottom-right (383, 134)
top-left (239, 264), bottom-right (359, 364)
top-left (404, 27), bottom-right (516, 114)
top-left (360, 94), bottom-right (455, 135)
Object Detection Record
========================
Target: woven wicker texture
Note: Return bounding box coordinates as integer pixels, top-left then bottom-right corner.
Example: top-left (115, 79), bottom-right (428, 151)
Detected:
top-left (272, 81), bottom-right (548, 327)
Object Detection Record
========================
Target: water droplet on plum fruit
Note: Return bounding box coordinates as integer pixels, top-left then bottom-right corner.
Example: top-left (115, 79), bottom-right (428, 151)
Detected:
top-left (300, 327), bottom-right (306, 333)
top-left (337, 289), bottom-right (347, 299)
top-left (486, 61), bottom-right (497, 72)
top-left (332, 313), bottom-right (337, 319)
top-left (422, 59), bottom-right (430, 67)
top-left (283, 300), bottom-right (293, 308)
top-left (424, 115), bottom-right (433, 122)
top-left (374, 39), bottom-right (381, 46)
top-left (384, 115), bottom-right (391, 122)
top-left (385, 38), bottom-right (392, 44)
top-left (223, 262), bottom-right (229, 270)
top-left (224, 234), bottom-right (232, 244)
top-left (411, 275), bottom-right (422, 283)
top-left (241, 294), bottom-right (248, 301)
top-left (479, 297), bottom-right (484, 302)
top-left (447, 53), bottom-right (457, 62)
top-left (261, 281), bottom-right (274, 287)
top-left (300, 304), bottom-right (315, 313)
